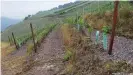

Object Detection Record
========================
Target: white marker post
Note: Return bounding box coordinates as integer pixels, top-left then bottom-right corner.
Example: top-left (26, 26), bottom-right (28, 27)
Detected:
top-left (96, 31), bottom-right (100, 44)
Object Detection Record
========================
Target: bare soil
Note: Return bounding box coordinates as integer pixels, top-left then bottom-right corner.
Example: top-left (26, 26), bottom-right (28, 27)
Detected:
top-left (20, 27), bottom-right (65, 75)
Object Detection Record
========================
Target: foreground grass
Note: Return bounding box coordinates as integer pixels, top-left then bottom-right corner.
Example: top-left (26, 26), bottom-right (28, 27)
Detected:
top-left (2, 56), bottom-right (27, 75)
top-left (1, 42), bottom-right (10, 48)
top-left (1, 42), bottom-right (15, 58)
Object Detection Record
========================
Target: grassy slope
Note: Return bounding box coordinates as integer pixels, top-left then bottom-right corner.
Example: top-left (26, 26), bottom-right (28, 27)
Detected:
top-left (2, 1), bottom-right (133, 41)
top-left (0, 1), bottom-right (114, 41)
top-left (60, 1), bottom-right (133, 38)
top-left (1, 1), bottom-right (80, 42)
top-left (1, 10), bottom-right (59, 41)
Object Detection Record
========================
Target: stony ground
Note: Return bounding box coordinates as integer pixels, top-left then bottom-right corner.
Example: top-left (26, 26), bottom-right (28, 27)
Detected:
top-left (90, 30), bottom-right (133, 65)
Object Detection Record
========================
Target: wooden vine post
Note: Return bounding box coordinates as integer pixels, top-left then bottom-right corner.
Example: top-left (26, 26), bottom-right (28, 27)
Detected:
top-left (108, 1), bottom-right (119, 55)
top-left (8, 36), bottom-right (11, 45)
top-left (76, 12), bottom-right (78, 24)
top-left (12, 32), bottom-right (19, 49)
top-left (30, 23), bottom-right (37, 53)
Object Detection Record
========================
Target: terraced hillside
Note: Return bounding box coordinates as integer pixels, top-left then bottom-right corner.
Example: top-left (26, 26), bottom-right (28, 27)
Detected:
top-left (1, 1), bottom-right (133, 75)
top-left (2, 1), bottom-right (133, 42)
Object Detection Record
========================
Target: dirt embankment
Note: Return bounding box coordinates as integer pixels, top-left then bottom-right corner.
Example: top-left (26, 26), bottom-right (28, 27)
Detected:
top-left (84, 7), bottom-right (133, 39)
top-left (60, 24), bottom-right (133, 75)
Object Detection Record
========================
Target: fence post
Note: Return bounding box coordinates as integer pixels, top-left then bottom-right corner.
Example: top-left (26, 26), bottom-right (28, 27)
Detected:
top-left (12, 32), bottom-right (19, 49)
top-left (10, 37), bottom-right (13, 45)
top-left (8, 36), bottom-right (11, 45)
top-left (30, 23), bottom-right (37, 53)
top-left (83, 8), bottom-right (85, 25)
top-left (76, 12), bottom-right (78, 24)
top-left (108, 1), bottom-right (119, 55)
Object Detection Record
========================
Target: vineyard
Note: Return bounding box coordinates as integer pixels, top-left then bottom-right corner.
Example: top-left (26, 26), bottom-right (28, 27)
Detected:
top-left (1, 1), bottom-right (133, 75)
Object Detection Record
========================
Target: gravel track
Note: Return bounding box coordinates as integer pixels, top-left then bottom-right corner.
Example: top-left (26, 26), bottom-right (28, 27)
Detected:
top-left (23, 27), bottom-right (65, 75)
top-left (90, 31), bottom-right (133, 65)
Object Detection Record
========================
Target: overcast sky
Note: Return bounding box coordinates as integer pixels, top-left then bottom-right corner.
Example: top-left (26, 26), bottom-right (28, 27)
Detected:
top-left (1, 0), bottom-right (75, 19)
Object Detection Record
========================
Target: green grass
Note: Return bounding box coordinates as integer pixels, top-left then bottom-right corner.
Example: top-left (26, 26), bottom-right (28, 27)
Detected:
top-left (1, 17), bottom-right (58, 42)
top-left (36, 24), bottom-right (56, 44)
top-left (26, 24), bottom-right (56, 55)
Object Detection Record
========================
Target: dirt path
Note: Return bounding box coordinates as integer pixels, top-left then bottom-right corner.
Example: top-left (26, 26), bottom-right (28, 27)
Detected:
top-left (2, 26), bottom-right (65, 75)
top-left (90, 31), bottom-right (133, 64)
top-left (2, 40), bottom-right (31, 61)
top-left (23, 27), bottom-right (65, 75)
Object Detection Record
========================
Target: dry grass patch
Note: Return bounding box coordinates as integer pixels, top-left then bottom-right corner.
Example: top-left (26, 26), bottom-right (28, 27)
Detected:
top-left (61, 24), bottom-right (83, 73)
top-left (2, 56), bottom-right (27, 75)
top-left (1, 42), bottom-right (15, 58)
top-left (84, 8), bottom-right (133, 39)
top-left (1, 42), bottom-right (10, 48)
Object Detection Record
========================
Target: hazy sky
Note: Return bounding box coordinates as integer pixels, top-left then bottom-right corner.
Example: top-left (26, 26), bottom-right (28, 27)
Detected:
top-left (1, 0), bottom-right (75, 19)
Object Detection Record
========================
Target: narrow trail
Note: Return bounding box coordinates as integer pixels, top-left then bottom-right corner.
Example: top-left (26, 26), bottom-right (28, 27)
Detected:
top-left (2, 26), bottom-right (65, 75)
top-left (10, 44), bottom-right (27, 56)
top-left (23, 27), bottom-right (65, 75)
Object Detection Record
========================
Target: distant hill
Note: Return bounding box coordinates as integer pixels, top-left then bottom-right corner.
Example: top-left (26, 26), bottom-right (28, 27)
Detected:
top-left (1, 17), bottom-right (21, 31)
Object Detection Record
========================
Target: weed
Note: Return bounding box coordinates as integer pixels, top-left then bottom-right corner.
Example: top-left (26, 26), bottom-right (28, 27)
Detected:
top-left (66, 63), bottom-right (74, 73)
top-left (64, 49), bottom-right (72, 61)
top-left (88, 26), bottom-right (93, 33)
top-left (26, 44), bottom-right (34, 56)
top-left (102, 25), bottom-right (111, 34)
top-left (104, 61), bottom-right (133, 73)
